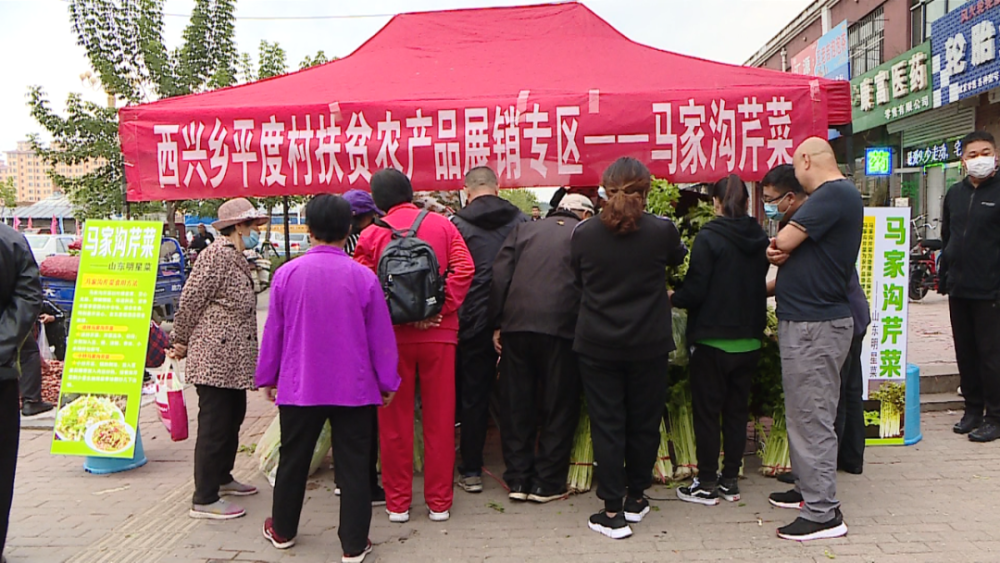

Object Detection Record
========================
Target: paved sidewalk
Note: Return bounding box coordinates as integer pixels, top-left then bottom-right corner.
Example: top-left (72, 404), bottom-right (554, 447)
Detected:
top-left (908, 294), bottom-right (955, 370)
top-left (6, 404), bottom-right (1000, 563)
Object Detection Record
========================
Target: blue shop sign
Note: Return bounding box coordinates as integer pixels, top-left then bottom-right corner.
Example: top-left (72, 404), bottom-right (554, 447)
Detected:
top-left (932, 1), bottom-right (1000, 107)
top-left (866, 147), bottom-right (893, 176)
top-left (816, 21), bottom-right (850, 80)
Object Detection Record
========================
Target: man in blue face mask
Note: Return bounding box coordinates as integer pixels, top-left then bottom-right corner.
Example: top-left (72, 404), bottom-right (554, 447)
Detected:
top-left (762, 164), bottom-right (806, 226)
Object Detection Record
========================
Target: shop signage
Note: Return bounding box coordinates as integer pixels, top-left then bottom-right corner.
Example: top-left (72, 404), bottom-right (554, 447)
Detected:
top-left (903, 137), bottom-right (963, 167)
top-left (816, 21), bottom-right (850, 80)
top-left (865, 147), bottom-right (893, 176)
top-left (791, 40), bottom-right (818, 76)
top-left (790, 21), bottom-right (849, 80)
top-left (51, 221), bottom-right (161, 458)
top-left (857, 208), bottom-right (911, 446)
top-left (851, 42), bottom-right (932, 133)
top-left (931, 2), bottom-right (1000, 107)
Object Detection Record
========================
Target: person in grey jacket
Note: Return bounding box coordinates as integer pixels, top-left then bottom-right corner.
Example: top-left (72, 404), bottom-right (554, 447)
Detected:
top-left (489, 194), bottom-right (594, 503)
top-left (0, 223), bottom-right (43, 562)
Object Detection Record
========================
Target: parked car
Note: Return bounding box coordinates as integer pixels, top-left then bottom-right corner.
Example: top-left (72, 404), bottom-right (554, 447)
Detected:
top-left (25, 234), bottom-right (69, 263)
top-left (266, 232), bottom-right (311, 256)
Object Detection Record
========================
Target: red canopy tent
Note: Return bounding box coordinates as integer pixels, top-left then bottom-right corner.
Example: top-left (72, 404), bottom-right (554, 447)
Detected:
top-left (120, 2), bottom-right (851, 202)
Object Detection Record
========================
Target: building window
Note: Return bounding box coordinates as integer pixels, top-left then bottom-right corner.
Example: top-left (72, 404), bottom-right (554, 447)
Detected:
top-left (850, 6), bottom-right (885, 76)
top-left (912, 0), bottom-right (970, 46)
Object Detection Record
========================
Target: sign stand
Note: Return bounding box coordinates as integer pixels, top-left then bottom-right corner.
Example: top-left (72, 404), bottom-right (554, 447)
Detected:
top-left (904, 363), bottom-right (923, 446)
top-left (83, 427), bottom-right (147, 474)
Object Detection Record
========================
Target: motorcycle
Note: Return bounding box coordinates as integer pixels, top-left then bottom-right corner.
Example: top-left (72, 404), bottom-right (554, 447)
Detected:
top-left (244, 248), bottom-right (272, 294)
top-left (909, 216), bottom-right (941, 301)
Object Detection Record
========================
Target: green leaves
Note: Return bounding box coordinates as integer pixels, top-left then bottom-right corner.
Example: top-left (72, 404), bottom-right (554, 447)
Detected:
top-left (499, 189), bottom-right (540, 214)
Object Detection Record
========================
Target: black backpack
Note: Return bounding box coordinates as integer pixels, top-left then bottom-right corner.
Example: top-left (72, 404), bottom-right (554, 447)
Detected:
top-left (375, 210), bottom-right (446, 325)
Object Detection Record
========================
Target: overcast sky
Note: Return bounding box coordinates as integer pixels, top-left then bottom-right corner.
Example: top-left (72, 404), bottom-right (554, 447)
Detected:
top-left (0, 0), bottom-right (812, 155)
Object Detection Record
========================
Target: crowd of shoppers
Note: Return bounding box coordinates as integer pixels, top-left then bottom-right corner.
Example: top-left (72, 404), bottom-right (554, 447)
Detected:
top-left (18, 131), bottom-right (1000, 561)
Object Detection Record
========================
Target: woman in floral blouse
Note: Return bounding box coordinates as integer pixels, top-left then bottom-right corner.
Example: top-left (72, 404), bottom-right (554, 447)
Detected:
top-left (170, 198), bottom-right (267, 521)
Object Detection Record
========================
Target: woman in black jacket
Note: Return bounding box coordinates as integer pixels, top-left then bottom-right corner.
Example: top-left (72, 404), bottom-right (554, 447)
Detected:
top-left (671, 174), bottom-right (770, 506)
top-left (571, 157), bottom-right (687, 540)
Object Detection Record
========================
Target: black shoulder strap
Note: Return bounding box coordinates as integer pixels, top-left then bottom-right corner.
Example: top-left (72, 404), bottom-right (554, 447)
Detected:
top-left (374, 210), bottom-right (430, 239)
top-left (406, 210), bottom-right (431, 238)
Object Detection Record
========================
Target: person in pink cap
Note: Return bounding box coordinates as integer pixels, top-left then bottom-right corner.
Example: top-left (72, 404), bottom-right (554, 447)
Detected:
top-left (169, 197), bottom-right (269, 521)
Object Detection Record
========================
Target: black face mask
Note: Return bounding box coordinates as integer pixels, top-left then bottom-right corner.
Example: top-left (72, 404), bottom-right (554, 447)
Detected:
top-left (351, 217), bottom-right (372, 235)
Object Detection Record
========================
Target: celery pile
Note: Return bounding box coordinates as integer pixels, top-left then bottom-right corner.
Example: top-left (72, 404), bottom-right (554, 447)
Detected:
top-left (567, 404), bottom-right (593, 493)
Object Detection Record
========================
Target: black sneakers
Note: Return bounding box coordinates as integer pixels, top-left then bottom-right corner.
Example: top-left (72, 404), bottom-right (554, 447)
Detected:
top-left (954, 412), bottom-right (984, 434)
top-left (777, 508), bottom-right (848, 541)
top-left (777, 472), bottom-right (796, 485)
top-left (969, 421), bottom-right (1000, 443)
top-left (717, 478), bottom-right (740, 502)
top-left (508, 482), bottom-right (529, 502)
top-left (768, 489), bottom-right (804, 510)
top-left (676, 478), bottom-right (720, 506)
top-left (623, 497), bottom-right (650, 523)
top-left (527, 486), bottom-right (568, 504)
top-left (587, 510), bottom-right (633, 540)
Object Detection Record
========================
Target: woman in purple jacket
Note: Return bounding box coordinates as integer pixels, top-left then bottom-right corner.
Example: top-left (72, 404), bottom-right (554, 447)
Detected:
top-left (256, 194), bottom-right (401, 563)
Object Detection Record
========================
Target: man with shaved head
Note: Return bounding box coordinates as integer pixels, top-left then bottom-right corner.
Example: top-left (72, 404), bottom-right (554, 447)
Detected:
top-left (765, 138), bottom-right (863, 541)
top-left (451, 167), bottom-right (529, 495)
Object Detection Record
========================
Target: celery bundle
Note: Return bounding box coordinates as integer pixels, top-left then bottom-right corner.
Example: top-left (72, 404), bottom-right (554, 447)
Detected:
top-left (653, 418), bottom-right (675, 483)
top-left (667, 382), bottom-right (698, 481)
top-left (567, 404), bottom-right (593, 493)
top-left (757, 409), bottom-right (791, 477)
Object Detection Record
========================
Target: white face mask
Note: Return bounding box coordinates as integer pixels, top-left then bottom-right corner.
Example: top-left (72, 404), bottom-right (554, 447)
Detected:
top-left (965, 155), bottom-right (997, 179)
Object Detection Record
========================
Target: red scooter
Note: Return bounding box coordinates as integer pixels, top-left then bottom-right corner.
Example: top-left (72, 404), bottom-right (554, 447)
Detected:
top-left (909, 216), bottom-right (940, 301)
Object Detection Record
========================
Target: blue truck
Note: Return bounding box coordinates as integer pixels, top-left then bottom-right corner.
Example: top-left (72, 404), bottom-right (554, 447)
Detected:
top-left (41, 238), bottom-right (187, 324)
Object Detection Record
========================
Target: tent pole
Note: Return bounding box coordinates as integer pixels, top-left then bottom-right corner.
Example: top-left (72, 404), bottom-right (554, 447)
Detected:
top-left (126, 201), bottom-right (132, 220)
top-left (282, 196), bottom-right (291, 262)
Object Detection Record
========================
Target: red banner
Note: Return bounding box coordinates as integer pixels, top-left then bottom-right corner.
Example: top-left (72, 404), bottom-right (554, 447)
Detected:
top-left (121, 89), bottom-right (826, 201)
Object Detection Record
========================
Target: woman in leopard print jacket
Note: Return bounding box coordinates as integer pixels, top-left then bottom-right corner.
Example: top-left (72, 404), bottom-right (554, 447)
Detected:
top-left (170, 198), bottom-right (268, 521)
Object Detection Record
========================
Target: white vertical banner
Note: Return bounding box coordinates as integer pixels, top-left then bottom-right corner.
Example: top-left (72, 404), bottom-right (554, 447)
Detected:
top-left (858, 207), bottom-right (911, 444)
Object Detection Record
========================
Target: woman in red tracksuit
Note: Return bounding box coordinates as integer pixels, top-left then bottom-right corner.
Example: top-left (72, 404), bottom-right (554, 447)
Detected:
top-left (354, 169), bottom-right (474, 523)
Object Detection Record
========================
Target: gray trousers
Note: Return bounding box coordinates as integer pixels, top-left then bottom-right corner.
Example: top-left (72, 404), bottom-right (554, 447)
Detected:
top-left (779, 318), bottom-right (854, 523)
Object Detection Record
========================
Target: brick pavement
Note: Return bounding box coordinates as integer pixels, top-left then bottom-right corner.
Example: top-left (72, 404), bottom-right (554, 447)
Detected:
top-left (7, 403), bottom-right (1000, 563)
top-left (907, 294), bottom-right (956, 370)
top-left (4, 292), bottom-right (980, 563)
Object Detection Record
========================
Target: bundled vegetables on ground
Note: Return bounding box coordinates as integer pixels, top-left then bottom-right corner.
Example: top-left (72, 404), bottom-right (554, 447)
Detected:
top-left (751, 307), bottom-right (790, 477)
top-left (653, 418), bottom-right (675, 483)
top-left (870, 382), bottom-right (905, 439)
top-left (567, 399), bottom-right (594, 493)
top-left (257, 414), bottom-right (332, 486)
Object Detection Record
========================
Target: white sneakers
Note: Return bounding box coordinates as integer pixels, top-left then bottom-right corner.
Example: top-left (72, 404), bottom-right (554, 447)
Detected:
top-left (386, 509), bottom-right (451, 523)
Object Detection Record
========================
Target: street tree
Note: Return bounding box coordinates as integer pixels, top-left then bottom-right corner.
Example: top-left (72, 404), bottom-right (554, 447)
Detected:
top-left (0, 178), bottom-right (16, 217)
top-left (27, 0), bottom-right (239, 225)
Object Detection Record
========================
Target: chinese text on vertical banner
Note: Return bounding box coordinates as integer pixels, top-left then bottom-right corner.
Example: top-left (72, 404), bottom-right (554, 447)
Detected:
top-left (51, 221), bottom-right (162, 458)
top-left (857, 208), bottom-right (910, 446)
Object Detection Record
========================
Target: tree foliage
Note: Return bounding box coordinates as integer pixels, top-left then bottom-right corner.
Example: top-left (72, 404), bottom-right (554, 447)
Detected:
top-left (299, 50), bottom-right (330, 70)
top-left (0, 177), bottom-right (16, 212)
top-left (499, 189), bottom-right (540, 214)
top-left (28, 0), bottom-right (239, 221)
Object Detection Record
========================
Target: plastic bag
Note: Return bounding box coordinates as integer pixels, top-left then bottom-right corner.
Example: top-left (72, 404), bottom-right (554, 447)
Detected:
top-left (155, 362), bottom-right (189, 441)
top-left (257, 414), bottom-right (332, 487)
top-left (668, 308), bottom-right (689, 367)
top-left (39, 255), bottom-right (81, 281)
top-left (38, 326), bottom-right (55, 361)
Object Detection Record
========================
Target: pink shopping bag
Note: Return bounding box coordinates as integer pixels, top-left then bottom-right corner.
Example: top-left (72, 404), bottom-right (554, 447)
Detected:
top-left (155, 365), bottom-right (189, 441)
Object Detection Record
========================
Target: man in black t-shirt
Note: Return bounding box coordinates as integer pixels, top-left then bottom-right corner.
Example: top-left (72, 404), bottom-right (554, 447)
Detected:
top-left (766, 138), bottom-right (863, 542)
